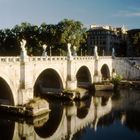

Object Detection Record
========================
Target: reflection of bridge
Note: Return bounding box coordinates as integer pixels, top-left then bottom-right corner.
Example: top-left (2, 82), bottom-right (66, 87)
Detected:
top-left (0, 55), bottom-right (140, 105)
top-left (2, 90), bottom-right (140, 140)
top-left (11, 96), bottom-right (112, 140)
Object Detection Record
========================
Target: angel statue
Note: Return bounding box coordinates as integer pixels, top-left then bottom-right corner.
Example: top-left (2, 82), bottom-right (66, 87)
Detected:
top-left (94, 45), bottom-right (99, 60)
top-left (42, 44), bottom-right (47, 56)
top-left (67, 43), bottom-right (73, 60)
top-left (20, 39), bottom-right (28, 58)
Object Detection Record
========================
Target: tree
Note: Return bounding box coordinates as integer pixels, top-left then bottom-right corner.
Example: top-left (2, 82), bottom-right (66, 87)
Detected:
top-left (18, 22), bottom-right (41, 55)
top-left (133, 32), bottom-right (140, 56)
top-left (39, 23), bottom-right (58, 55)
top-left (3, 28), bottom-right (20, 56)
top-left (0, 19), bottom-right (87, 56)
top-left (56, 19), bottom-right (87, 53)
top-left (0, 29), bottom-right (6, 55)
top-left (128, 29), bottom-right (140, 57)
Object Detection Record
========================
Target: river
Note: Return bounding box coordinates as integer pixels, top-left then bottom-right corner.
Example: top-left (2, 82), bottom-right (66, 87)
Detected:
top-left (0, 89), bottom-right (140, 140)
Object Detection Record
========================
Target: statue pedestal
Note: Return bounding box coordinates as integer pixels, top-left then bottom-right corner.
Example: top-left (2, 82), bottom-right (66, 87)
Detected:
top-left (42, 52), bottom-right (47, 57)
top-left (93, 75), bottom-right (102, 83)
top-left (66, 80), bottom-right (77, 90)
top-left (18, 88), bottom-right (33, 105)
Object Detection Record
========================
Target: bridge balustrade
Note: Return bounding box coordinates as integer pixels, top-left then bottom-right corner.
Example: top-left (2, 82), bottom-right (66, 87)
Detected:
top-left (0, 57), bottom-right (20, 62)
top-left (0, 56), bottom-right (114, 63)
top-left (99, 56), bottom-right (112, 59)
top-left (73, 56), bottom-right (94, 60)
top-left (28, 56), bottom-right (67, 62)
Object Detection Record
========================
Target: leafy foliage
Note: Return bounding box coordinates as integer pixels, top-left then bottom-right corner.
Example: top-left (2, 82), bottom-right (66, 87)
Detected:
top-left (0, 19), bottom-right (87, 56)
top-left (128, 30), bottom-right (140, 56)
top-left (111, 74), bottom-right (122, 86)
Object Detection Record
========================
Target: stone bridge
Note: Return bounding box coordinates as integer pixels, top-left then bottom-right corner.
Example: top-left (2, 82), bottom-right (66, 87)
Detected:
top-left (0, 55), bottom-right (139, 106)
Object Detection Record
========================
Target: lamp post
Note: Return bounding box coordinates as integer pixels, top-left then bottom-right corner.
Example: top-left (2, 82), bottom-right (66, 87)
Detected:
top-left (85, 50), bottom-right (87, 56)
top-left (81, 48), bottom-right (83, 56)
top-left (50, 46), bottom-right (52, 56)
top-left (60, 48), bottom-right (61, 56)
top-left (103, 49), bottom-right (104, 56)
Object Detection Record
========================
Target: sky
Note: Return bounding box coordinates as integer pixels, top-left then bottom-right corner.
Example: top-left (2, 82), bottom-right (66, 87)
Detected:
top-left (0, 0), bottom-right (140, 29)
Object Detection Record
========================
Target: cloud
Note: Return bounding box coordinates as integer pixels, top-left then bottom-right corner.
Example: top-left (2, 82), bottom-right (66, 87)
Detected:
top-left (114, 10), bottom-right (140, 17)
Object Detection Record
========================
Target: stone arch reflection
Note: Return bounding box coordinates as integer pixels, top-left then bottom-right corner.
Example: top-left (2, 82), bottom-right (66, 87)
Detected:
top-left (0, 77), bottom-right (14, 105)
top-left (34, 68), bottom-right (63, 97)
top-left (34, 101), bottom-right (64, 138)
top-left (77, 98), bottom-right (91, 119)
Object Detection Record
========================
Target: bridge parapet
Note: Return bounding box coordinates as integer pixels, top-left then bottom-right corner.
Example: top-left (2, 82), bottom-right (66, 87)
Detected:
top-left (0, 57), bottom-right (20, 62)
top-left (28, 56), bottom-right (67, 62)
top-left (0, 56), bottom-right (113, 63)
top-left (99, 56), bottom-right (113, 59)
top-left (73, 56), bottom-right (94, 60)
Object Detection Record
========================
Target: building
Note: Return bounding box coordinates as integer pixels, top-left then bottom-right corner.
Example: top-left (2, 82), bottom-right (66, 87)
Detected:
top-left (127, 29), bottom-right (140, 57)
top-left (87, 24), bottom-right (127, 56)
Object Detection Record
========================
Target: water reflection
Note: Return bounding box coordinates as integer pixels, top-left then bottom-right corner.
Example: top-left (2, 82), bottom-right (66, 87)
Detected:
top-left (0, 89), bottom-right (140, 140)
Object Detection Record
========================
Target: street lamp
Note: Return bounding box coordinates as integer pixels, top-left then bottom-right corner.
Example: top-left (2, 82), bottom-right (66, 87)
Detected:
top-left (81, 48), bottom-right (83, 56)
top-left (60, 48), bottom-right (61, 56)
top-left (50, 46), bottom-right (52, 56)
top-left (103, 49), bottom-right (104, 56)
top-left (85, 50), bottom-right (87, 56)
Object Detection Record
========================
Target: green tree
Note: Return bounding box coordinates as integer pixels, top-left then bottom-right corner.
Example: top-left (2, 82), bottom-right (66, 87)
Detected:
top-left (0, 29), bottom-right (6, 55)
top-left (56, 19), bottom-right (87, 53)
top-left (39, 23), bottom-right (57, 55)
top-left (133, 32), bottom-right (140, 56)
top-left (3, 28), bottom-right (20, 56)
top-left (19, 22), bottom-right (42, 55)
top-left (128, 30), bottom-right (140, 56)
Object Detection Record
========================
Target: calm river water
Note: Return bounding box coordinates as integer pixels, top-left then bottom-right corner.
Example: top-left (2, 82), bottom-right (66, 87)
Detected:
top-left (0, 89), bottom-right (140, 140)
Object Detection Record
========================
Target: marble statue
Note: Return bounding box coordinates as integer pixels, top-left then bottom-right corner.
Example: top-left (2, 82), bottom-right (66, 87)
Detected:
top-left (42, 44), bottom-right (47, 56)
top-left (73, 46), bottom-right (77, 56)
top-left (20, 39), bottom-right (28, 58)
top-left (67, 43), bottom-right (73, 60)
top-left (94, 45), bottom-right (99, 60)
top-left (112, 48), bottom-right (115, 58)
top-left (20, 39), bottom-right (26, 52)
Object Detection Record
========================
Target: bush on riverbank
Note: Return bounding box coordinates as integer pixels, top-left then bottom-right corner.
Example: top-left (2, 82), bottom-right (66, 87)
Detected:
top-left (111, 74), bottom-right (123, 91)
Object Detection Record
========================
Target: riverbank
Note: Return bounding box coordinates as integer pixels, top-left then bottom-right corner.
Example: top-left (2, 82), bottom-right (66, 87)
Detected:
top-left (94, 83), bottom-right (114, 91)
top-left (0, 98), bottom-right (50, 117)
top-left (119, 80), bottom-right (140, 90)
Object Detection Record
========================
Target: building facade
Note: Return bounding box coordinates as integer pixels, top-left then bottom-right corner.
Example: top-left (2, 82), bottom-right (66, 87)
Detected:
top-left (87, 24), bottom-right (127, 56)
top-left (127, 29), bottom-right (140, 57)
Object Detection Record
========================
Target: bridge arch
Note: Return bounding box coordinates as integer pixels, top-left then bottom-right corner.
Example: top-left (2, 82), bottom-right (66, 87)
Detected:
top-left (34, 68), bottom-right (64, 96)
top-left (100, 64), bottom-right (110, 80)
top-left (0, 75), bottom-right (15, 105)
top-left (76, 66), bottom-right (92, 87)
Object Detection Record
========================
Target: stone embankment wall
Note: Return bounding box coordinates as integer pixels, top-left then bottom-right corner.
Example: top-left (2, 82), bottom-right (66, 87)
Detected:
top-left (113, 57), bottom-right (140, 80)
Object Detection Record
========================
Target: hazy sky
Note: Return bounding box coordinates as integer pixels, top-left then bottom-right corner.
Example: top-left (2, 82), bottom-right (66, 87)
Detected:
top-left (0, 0), bottom-right (140, 29)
